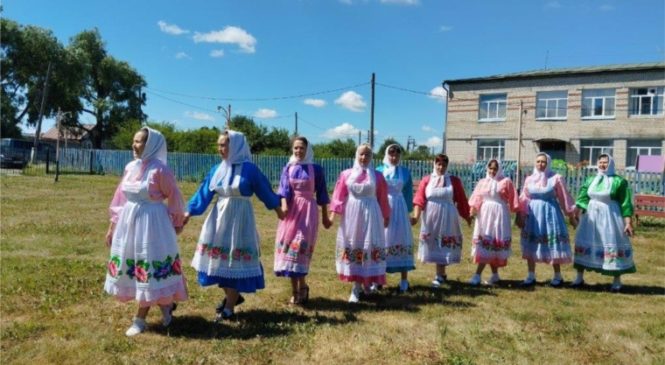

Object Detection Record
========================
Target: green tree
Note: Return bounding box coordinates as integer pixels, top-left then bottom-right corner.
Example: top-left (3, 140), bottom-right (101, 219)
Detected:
top-left (405, 145), bottom-right (433, 161)
top-left (0, 19), bottom-right (82, 138)
top-left (229, 115), bottom-right (290, 154)
top-left (313, 138), bottom-right (357, 158)
top-left (68, 29), bottom-right (145, 148)
top-left (173, 127), bottom-right (220, 154)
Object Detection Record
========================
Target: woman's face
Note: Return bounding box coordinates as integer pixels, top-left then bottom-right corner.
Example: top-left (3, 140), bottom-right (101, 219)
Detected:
top-left (487, 162), bottom-right (499, 177)
top-left (217, 135), bottom-right (229, 160)
top-left (597, 156), bottom-right (610, 172)
top-left (435, 160), bottom-right (448, 175)
top-left (535, 155), bottom-right (548, 172)
top-left (293, 140), bottom-right (306, 161)
top-left (387, 148), bottom-right (401, 165)
top-left (357, 147), bottom-right (372, 166)
top-left (132, 130), bottom-right (147, 159)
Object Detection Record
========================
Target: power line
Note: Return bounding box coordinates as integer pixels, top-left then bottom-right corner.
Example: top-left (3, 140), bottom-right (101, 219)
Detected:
top-left (375, 82), bottom-right (437, 97)
top-left (145, 81), bottom-right (370, 102)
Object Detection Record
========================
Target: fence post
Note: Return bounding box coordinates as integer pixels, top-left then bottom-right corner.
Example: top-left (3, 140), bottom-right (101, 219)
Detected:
top-left (89, 150), bottom-right (94, 174)
top-left (45, 147), bottom-right (50, 174)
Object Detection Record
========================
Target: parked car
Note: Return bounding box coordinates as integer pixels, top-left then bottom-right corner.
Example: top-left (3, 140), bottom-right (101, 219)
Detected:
top-left (0, 138), bottom-right (33, 168)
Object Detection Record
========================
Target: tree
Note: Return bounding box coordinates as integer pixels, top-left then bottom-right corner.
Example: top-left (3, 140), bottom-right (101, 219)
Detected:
top-left (313, 138), bottom-right (357, 158)
top-left (405, 145), bottom-right (433, 161)
top-left (68, 29), bottom-right (145, 148)
top-left (229, 115), bottom-right (290, 155)
top-left (0, 19), bottom-right (82, 138)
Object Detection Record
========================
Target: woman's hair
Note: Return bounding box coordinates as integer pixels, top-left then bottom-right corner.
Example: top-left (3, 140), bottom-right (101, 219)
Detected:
top-left (138, 128), bottom-right (149, 142)
top-left (291, 136), bottom-right (309, 147)
top-left (435, 154), bottom-right (449, 164)
top-left (387, 145), bottom-right (401, 154)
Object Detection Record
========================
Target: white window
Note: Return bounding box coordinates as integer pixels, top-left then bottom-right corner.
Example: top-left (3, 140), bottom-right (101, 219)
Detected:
top-left (478, 94), bottom-right (507, 122)
top-left (580, 139), bottom-right (614, 166)
top-left (629, 87), bottom-right (664, 116)
top-left (581, 89), bottom-right (615, 119)
top-left (536, 91), bottom-right (568, 120)
top-left (626, 139), bottom-right (663, 167)
top-left (476, 139), bottom-right (505, 160)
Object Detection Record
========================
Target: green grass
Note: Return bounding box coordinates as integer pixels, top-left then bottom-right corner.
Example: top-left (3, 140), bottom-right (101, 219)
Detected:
top-left (1, 175), bottom-right (664, 364)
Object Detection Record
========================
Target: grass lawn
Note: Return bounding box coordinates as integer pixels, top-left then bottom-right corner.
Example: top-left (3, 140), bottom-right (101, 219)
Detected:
top-left (1, 174), bottom-right (664, 365)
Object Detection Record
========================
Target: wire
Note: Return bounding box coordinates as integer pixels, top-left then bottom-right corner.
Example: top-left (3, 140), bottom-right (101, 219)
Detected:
top-left (375, 82), bottom-right (440, 97)
top-left (146, 81), bottom-right (370, 102)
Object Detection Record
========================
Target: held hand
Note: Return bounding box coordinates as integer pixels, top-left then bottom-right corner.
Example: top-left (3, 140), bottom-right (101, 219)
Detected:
top-left (470, 207), bottom-right (477, 217)
top-left (105, 229), bottom-right (113, 248)
top-left (183, 213), bottom-right (191, 226)
top-left (515, 214), bottom-right (525, 229)
top-left (568, 215), bottom-right (578, 229)
top-left (624, 222), bottom-right (634, 237)
top-left (175, 226), bottom-right (183, 235)
top-left (410, 216), bottom-right (418, 226)
top-left (384, 217), bottom-right (390, 228)
top-left (322, 216), bottom-right (333, 229)
top-left (465, 216), bottom-right (473, 227)
top-left (275, 207), bottom-right (286, 220)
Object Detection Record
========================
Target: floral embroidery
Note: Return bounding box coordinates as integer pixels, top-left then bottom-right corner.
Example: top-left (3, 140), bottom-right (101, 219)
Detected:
top-left (276, 239), bottom-right (313, 259)
top-left (574, 245), bottom-right (632, 263)
top-left (337, 246), bottom-right (386, 264)
top-left (197, 243), bottom-right (258, 262)
top-left (386, 244), bottom-right (413, 257)
top-left (473, 236), bottom-right (511, 251)
top-left (107, 254), bottom-right (182, 282)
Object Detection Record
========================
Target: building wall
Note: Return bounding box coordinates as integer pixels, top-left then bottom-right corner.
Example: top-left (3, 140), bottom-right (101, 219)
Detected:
top-left (445, 69), bottom-right (665, 168)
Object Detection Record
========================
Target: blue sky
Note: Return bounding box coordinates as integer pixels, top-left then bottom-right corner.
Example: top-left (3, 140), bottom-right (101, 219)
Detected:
top-left (5, 0), bottom-right (665, 149)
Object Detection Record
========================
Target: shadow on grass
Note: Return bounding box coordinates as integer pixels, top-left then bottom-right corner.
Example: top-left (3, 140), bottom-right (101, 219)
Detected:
top-left (566, 283), bottom-right (665, 296)
top-left (161, 309), bottom-right (355, 340)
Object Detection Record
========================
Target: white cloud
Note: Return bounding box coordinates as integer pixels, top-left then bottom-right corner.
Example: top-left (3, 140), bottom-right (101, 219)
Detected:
top-left (304, 98), bottom-right (326, 108)
top-left (184, 111), bottom-right (215, 122)
top-left (322, 123), bottom-right (361, 139)
top-left (545, 1), bottom-right (561, 8)
top-left (193, 26), bottom-right (257, 53)
top-left (421, 136), bottom-right (443, 149)
top-left (429, 86), bottom-right (447, 102)
top-left (599, 4), bottom-right (615, 11)
top-left (158, 21), bottom-right (190, 35)
top-left (421, 125), bottom-right (438, 133)
top-left (380, 0), bottom-right (419, 5)
top-left (175, 52), bottom-right (191, 60)
top-left (439, 25), bottom-right (453, 32)
top-left (335, 91), bottom-right (367, 112)
top-left (210, 49), bottom-right (225, 58)
top-left (254, 108), bottom-right (278, 119)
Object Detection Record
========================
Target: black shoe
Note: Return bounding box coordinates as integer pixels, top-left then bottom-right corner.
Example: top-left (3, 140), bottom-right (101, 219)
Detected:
top-left (570, 280), bottom-right (585, 288)
top-left (610, 285), bottom-right (622, 293)
top-left (521, 278), bottom-right (536, 287)
top-left (216, 295), bottom-right (245, 313)
top-left (214, 309), bottom-right (235, 322)
top-left (549, 278), bottom-right (564, 288)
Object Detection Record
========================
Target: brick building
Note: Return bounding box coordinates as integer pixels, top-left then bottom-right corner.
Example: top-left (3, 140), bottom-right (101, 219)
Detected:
top-left (443, 62), bottom-right (665, 169)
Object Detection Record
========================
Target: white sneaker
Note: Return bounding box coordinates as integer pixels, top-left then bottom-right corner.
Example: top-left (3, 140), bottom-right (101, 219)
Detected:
top-left (125, 317), bottom-right (146, 337)
top-left (399, 279), bottom-right (409, 293)
top-left (469, 274), bottom-right (481, 286)
top-left (431, 275), bottom-right (445, 288)
top-left (488, 274), bottom-right (501, 285)
top-left (349, 285), bottom-right (362, 303)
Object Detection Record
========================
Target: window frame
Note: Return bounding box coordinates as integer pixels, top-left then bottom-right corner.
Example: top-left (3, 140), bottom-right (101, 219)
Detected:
top-left (580, 139), bottom-right (614, 167)
top-left (476, 139), bottom-right (505, 161)
top-left (581, 88), bottom-right (616, 120)
top-left (478, 93), bottom-right (507, 122)
top-left (536, 90), bottom-right (568, 121)
top-left (629, 87), bottom-right (665, 117)
top-left (626, 139), bottom-right (663, 168)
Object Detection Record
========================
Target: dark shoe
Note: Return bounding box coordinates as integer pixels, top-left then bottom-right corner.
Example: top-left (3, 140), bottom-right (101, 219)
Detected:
top-left (550, 278), bottom-right (564, 288)
top-left (610, 285), bottom-right (622, 293)
top-left (299, 286), bottom-right (310, 304)
top-left (216, 295), bottom-right (245, 313)
top-left (570, 280), bottom-right (585, 288)
top-left (215, 308), bottom-right (235, 322)
top-left (521, 277), bottom-right (536, 287)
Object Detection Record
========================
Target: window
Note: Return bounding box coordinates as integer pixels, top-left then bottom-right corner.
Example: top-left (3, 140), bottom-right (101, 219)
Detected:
top-left (629, 87), bottom-right (664, 116)
top-left (581, 89), bottom-right (615, 119)
top-left (626, 139), bottom-right (663, 167)
top-left (580, 139), bottom-right (613, 165)
top-left (478, 94), bottom-right (507, 122)
top-left (536, 91), bottom-right (568, 120)
top-left (477, 139), bottom-right (505, 160)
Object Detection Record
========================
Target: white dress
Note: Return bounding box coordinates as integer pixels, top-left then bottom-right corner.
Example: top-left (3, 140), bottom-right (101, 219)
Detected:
top-left (418, 176), bottom-right (463, 265)
top-left (335, 174), bottom-right (387, 285)
top-left (104, 165), bottom-right (187, 305)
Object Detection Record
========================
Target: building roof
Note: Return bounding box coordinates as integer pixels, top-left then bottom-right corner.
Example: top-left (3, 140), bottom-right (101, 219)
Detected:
top-left (444, 62), bottom-right (665, 85)
top-left (41, 124), bottom-right (95, 141)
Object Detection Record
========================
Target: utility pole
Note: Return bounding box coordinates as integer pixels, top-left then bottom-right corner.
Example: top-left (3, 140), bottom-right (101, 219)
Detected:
top-left (295, 112), bottom-right (298, 136)
top-left (516, 100), bottom-right (524, 190)
top-left (32, 62), bottom-right (52, 163)
top-left (366, 130), bottom-right (370, 144)
top-left (358, 130), bottom-right (361, 146)
top-left (441, 82), bottom-right (450, 154)
top-left (55, 109), bottom-right (63, 182)
top-left (370, 72), bottom-right (375, 149)
top-left (227, 104), bottom-right (232, 127)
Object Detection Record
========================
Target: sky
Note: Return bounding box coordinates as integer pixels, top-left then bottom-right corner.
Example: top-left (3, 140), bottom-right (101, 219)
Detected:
top-left (4, 0), bottom-right (665, 149)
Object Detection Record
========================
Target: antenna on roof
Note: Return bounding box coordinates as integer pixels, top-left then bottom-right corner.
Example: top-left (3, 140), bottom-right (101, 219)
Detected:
top-left (544, 50), bottom-right (549, 70)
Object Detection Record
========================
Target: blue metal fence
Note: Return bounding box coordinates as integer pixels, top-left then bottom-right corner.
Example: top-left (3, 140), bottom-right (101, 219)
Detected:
top-left (18, 147), bottom-right (665, 196)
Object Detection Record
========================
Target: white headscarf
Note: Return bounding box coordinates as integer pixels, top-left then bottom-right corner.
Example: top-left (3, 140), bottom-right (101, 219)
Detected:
top-left (209, 130), bottom-right (253, 191)
top-left (426, 155), bottom-right (450, 196)
top-left (486, 158), bottom-right (504, 194)
top-left (531, 152), bottom-right (553, 187)
top-left (288, 138), bottom-right (314, 165)
top-left (590, 153), bottom-right (615, 191)
top-left (346, 144), bottom-right (375, 187)
top-left (381, 144), bottom-right (401, 179)
top-left (126, 127), bottom-right (167, 182)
